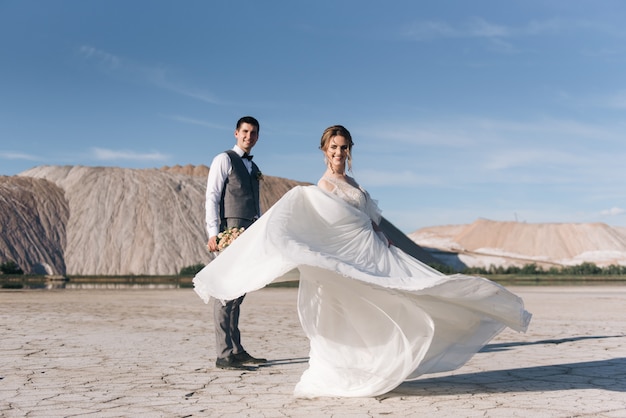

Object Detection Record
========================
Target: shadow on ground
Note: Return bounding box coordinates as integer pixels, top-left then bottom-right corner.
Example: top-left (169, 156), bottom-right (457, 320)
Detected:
top-left (480, 335), bottom-right (625, 353)
top-left (387, 356), bottom-right (626, 399)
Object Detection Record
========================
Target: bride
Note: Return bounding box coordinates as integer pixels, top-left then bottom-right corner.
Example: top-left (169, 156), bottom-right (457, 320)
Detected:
top-left (193, 125), bottom-right (532, 398)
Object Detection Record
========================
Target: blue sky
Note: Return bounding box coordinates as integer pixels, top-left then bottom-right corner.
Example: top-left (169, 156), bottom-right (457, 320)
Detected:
top-left (2, 0), bottom-right (626, 232)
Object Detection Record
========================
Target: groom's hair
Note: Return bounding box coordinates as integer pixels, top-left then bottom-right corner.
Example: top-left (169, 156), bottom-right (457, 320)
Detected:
top-left (236, 116), bottom-right (260, 133)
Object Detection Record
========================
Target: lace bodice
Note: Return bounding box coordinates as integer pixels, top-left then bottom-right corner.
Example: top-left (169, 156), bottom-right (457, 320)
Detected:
top-left (320, 176), bottom-right (366, 209)
top-left (318, 176), bottom-right (382, 224)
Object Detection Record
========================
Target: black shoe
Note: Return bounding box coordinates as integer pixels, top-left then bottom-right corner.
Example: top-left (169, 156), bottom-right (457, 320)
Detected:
top-left (233, 351), bottom-right (267, 364)
top-left (215, 356), bottom-right (256, 370)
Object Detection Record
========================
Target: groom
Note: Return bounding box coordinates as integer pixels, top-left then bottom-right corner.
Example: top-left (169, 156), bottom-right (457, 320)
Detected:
top-left (205, 116), bottom-right (266, 370)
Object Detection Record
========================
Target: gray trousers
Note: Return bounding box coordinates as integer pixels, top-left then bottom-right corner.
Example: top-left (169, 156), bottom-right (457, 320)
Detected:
top-left (213, 294), bottom-right (246, 360)
top-left (213, 217), bottom-right (255, 360)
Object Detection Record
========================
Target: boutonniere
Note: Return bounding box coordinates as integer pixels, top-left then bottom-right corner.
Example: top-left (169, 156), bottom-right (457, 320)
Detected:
top-left (256, 171), bottom-right (264, 181)
top-left (216, 227), bottom-right (245, 251)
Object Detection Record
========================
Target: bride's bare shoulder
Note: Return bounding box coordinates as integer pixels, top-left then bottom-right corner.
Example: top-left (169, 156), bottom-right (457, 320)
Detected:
top-left (317, 177), bottom-right (335, 193)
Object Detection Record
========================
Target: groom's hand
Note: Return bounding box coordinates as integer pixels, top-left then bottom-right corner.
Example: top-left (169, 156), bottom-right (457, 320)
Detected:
top-left (207, 236), bottom-right (218, 252)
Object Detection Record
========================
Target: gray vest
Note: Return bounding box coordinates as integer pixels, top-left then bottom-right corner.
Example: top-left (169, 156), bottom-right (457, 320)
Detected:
top-left (220, 150), bottom-right (261, 229)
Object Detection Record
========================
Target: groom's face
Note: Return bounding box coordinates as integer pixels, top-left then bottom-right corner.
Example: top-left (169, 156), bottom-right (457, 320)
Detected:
top-left (235, 123), bottom-right (259, 154)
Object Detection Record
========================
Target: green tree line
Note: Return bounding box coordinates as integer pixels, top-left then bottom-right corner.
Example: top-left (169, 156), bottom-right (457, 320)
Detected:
top-left (3, 259), bottom-right (624, 277)
top-left (0, 260), bottom-right (24, 275)
top-left (430, 261), bottom-right (626, 276)
top-left (181, 261), bottom-right (626, 277)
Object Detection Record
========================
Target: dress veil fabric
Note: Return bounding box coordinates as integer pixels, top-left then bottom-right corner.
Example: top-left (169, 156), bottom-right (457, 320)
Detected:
top-left (193, 185), bottom-right (531, 398)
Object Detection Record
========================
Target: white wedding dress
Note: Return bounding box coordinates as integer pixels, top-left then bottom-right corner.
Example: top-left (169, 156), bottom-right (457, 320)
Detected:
top-left (193, 179), bottom-right (531, 398)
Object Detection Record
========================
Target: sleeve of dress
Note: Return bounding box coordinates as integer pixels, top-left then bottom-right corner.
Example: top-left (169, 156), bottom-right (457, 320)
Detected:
top-left (364, 192), bottom-right (382, 225)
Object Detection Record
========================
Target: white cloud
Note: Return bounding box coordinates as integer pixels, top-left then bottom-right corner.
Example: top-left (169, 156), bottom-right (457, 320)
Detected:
top-left (358, 124), bottom-right (474, 147)
top-left (600, 90), bottom-right (626, 109)
top-left (600, 207), bottom-right (625, 217)
top-left (482, 148), bottom-right (584, 170)
top-left (353, 115), bottom-right (626, 194)
top-left (402, 17), bottom-right (623, 43)
top-left (78, 45), bottom-right (120, 70)
top-left (402, 20), bottom-right (458, 40)
top-left (524, 18), bottom-right (565, 36)
top-left (148, 68), bottom-right (221, 104)
top-left (91, 148), bottom-right (168, 162)
top-left (467, 116), bottom-right (620, 142)
top-left (164, 115), bottom-right (226, 129)
top-left (402, 17), bottom-right (512, 41)
top-left (357, 169), bottom-right (441, 187)
top-left (485, 37), bottom-right (519, 54)
top-left (361, 115), bottom-right (620, 152)
top-left (0, 151), bottom-right (41, 161)
top-left (79, 45), bottom-right (220, 104)
top-left (467, 17), bottom-right (510, 38)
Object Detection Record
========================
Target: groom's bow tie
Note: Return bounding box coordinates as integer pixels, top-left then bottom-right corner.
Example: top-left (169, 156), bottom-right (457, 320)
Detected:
top-left (242, 153), bottom-right (253, 161)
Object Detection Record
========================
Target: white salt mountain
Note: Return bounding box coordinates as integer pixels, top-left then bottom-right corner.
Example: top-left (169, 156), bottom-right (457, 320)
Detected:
top-left (0, 175), bottom-right (68, 274)
top-left (409, 218), bottom-right (626, 270)
top-left (14, 165), bottom-right (210, 276)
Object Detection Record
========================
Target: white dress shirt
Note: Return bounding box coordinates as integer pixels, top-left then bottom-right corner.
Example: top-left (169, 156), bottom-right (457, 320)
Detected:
top-left (205, 145), bottom-right (253, 238)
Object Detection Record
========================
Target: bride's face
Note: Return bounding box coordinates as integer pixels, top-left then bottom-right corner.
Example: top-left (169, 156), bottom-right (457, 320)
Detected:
top-left (325, 135), bottom-right (350, 171)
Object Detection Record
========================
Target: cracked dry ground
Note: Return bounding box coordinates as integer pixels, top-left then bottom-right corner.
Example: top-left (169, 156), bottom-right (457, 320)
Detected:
top-left (1, 286), bottom-right (625, 417)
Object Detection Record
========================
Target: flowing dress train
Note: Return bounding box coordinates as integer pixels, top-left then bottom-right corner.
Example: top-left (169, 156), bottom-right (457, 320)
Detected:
top-left (193, 184), bottom-right (531, 397)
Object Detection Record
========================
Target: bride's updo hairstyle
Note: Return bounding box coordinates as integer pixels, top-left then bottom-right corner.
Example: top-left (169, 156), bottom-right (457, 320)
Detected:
top-left (320, 125), bottom-right (354, 172)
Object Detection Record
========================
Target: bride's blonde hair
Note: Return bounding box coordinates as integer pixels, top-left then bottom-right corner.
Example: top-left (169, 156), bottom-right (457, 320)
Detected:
top-left (319, 125), bottom-right (354, 172)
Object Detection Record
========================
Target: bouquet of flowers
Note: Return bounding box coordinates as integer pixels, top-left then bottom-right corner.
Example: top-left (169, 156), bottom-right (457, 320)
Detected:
top-left (216, 226), bottom-right (245, 251)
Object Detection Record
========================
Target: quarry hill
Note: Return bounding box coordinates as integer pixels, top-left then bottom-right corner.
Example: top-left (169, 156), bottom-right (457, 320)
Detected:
top-left (410, 218), bottom-right (626, 270)
top-left (2, 165), bottom-right (625, 276)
